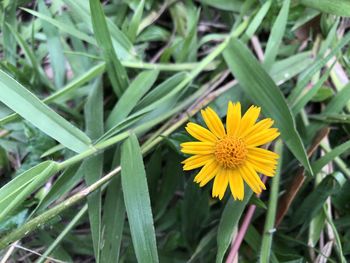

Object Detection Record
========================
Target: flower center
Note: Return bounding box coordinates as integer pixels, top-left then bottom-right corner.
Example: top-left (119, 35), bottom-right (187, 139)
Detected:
top-left (214, 136), bottom-right (247, 168)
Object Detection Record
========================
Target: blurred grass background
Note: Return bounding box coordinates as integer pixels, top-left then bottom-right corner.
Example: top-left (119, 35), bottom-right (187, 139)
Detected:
top-left (0, 0), bottom-right (349, 262)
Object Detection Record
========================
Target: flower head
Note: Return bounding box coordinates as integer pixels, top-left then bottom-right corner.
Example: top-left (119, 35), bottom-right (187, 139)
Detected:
top-left (181, 102), bottom-right (280, 200)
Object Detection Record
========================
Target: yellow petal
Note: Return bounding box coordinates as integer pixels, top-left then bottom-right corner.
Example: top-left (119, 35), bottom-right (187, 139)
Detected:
top-left (228, 169), bottom-right (244, 200)
top-left (212, 169), bottom-right (228, 200)
top-left (237, 105), bottom-right (261, 137)
top-left (238, 164), bottom-right (266, 194)
top-left (201, 107), bottom-right (226, 138)
top-left (245, 128), bottom-right (280, 147)
top-left (226, 101), bottom-right (241, 137)
top-left (194, 160), bottom-right (219, 186)
top-left (181, 142), bottom-right (215, 155)
top-left (241, 118), bottom-right (274, 138)
top-left (247, 147), bottom-right (279, 160)
top-left (246, 159), bottom-right (276, 177)
top-left (247, 152), bottom-right (278, 165)
top-left (185, 122), bottom-right (217, 142)
top-left (182, 154), bottom-right (213, 170)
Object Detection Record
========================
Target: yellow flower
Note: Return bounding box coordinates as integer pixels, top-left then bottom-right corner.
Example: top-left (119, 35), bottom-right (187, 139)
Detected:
top-left (181, 101), bottom-right (280, 200)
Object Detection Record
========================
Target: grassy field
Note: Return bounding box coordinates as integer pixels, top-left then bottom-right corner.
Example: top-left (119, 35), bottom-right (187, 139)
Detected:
top-left (0, 0), bottom-right (350, 262)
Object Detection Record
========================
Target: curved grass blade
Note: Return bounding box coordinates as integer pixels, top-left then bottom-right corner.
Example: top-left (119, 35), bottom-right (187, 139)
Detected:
top-left (121, 133), bottom-right (159, 263)
top-left (0, 161), bottom-right (59, 224)
top-left (223, 38), bottom-right (312, 174)
top-left (0, 70), bottom-right (92, 153)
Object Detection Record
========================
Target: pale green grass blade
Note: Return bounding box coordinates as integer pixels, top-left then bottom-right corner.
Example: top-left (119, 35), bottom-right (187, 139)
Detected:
top-left (106, 70), bottom-right (159, 129)
top-left (292, 64), bottom-right (333, 115)
top-left (263, 0), bottom-right (290, 69)
top-left (288, 32), bottom-right (350, 104)
top-left (270, 51), bottom-right (314, 85)
top-left (89, 0), bottom-right (129, 97)
top-left (216, 188), bottom-right (252, 263)
top-left (0, 63), bottom-right (105, 125)
top-left (0, 70), bottom-right (92, 153)
top-left (199, 0), bottom-right (243, 12)
top-left (312, 140), bottom-right (350, 175)
top-left (84, 80), bottom-right (104, 262)
top-left (127, 0), bottom-right (145, 43)
top-left (21, 7), bottom-right (96, 45)
top-left (135, 72), bottom-right (187, 110)
top-left (38, 1), bottom-right (66, 89)
top-left (121, 133), bottom-right (159, 263)
top-left (0, 161), bottom-right (56, 210)
top-left (2, 2), bottom-right (17, 65)
top-left (0, 161), bottom-right (58, 224)
top-left (223, 38), bottom-right (312, 174)
top-left (301, 0), bottom-right (350, 17)
top-left (242, 0), bottom-right (272, 42)
top-left (259, 141), bottom-right (283, 263)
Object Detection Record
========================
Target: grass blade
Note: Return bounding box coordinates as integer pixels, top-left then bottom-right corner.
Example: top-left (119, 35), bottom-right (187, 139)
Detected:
top-left (301, 0), bottom-right (350, 17)
top-left (89, 0), bottom-right (129, 97)
top-left (223, 38), bottom-right (312, 174)
top-left (263, 0), bottom-right (290, 69)
top-left (0, 70), bottom-right (92, 153)
top-left (83, 80), bottom-right (104, 262)
top-left (121, 133), bottom-right (159, 263)
top-left (259, 141), bottom-right (283, 263)
top-left (106, 70), bottom-right (159, 129)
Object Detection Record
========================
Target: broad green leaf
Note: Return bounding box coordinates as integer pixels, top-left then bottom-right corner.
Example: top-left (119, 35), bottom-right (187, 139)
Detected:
top-left (89, 0), bottom-right (129, 97)
top-left (301, 0), bottom-right (350, 17)
top-left (121, 133), bottom-right (159, 263)
top-left (223, 38), bottom-right (312, 174)
top-left (216, 187), bottom-right (252, 263)
top-left (0, 161), bottom-right (59, 224)
top-left (106, 70), bottom-right (159, 129)
top-left (264, 0), bottom-right (290, 69)
top-left (0, 70), bottom-right (92, 153)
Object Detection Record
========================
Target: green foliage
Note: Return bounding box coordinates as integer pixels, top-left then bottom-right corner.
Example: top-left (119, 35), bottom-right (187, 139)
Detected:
top-left (0, 1), bottom-right (349, 262)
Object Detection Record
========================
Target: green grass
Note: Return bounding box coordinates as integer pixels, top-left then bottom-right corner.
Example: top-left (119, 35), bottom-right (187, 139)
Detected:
top-left (0, 1), bottom-right (350, 262)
